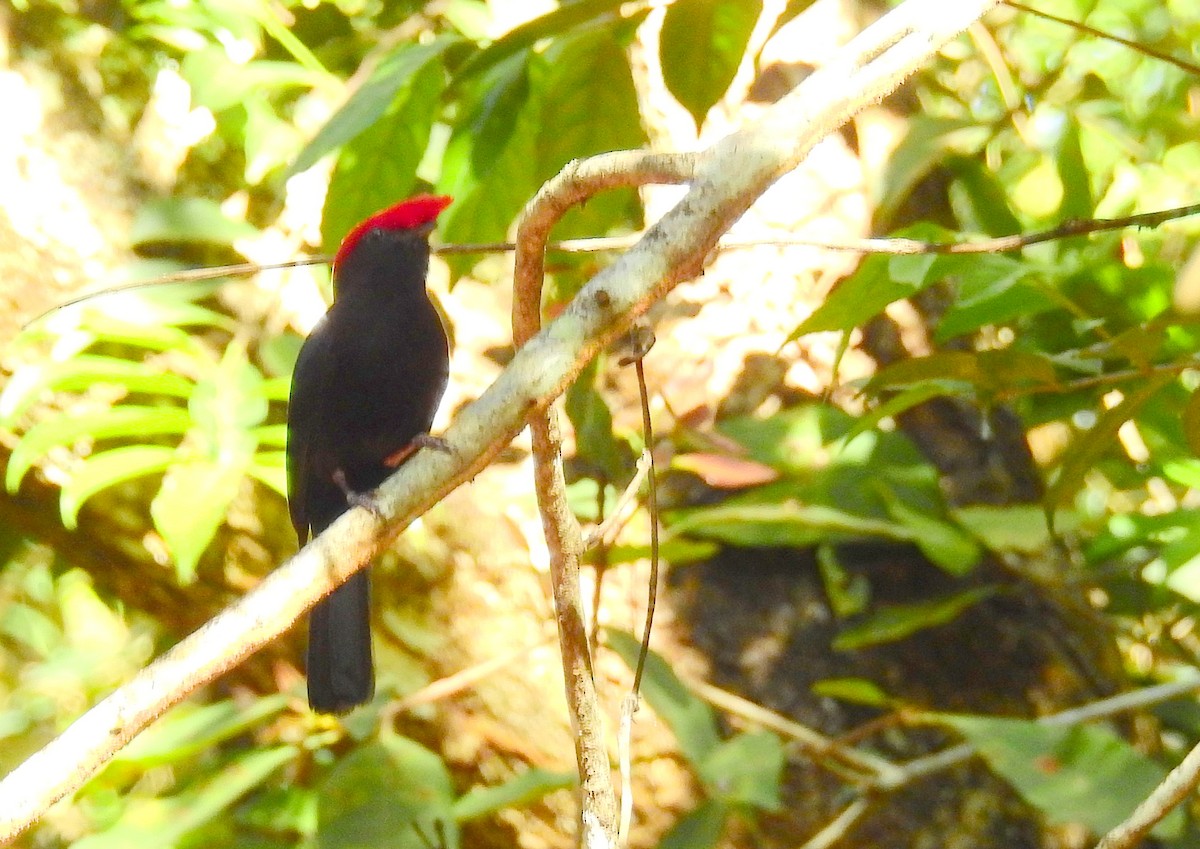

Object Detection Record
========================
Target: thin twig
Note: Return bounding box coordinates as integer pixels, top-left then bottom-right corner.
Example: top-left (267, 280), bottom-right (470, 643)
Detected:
top-left (683, 677), bottom-right (898, 781)
top-left (616, 694), bottom-right (638, 848)
top-left (1004, 1), bottom-right (1200, 78)
top-left (386, 642), bottom-right (546, 716)
top-left (797, 798), bottom-right (873, 849)
top-left (584, 452), bottom-right (652, 551)
top-left (25, 203), bottom-right (1200, 333)
top-left (630, 356), bottom-right (658, 696)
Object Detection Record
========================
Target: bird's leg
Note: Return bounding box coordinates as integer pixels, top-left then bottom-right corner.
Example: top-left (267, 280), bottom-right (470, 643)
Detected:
top-left (383, 433), bottom-right (453, 468)
top-left (332, 468), bottom-right (385, 519)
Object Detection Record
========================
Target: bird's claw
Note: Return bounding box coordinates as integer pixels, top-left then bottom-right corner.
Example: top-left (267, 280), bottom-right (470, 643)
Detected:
top-left (332, 469), bottom-right (385, 519)
top-left (413, 433), bottom-right (453, 455)
top-left (384, 432), bottom-right (453, 467)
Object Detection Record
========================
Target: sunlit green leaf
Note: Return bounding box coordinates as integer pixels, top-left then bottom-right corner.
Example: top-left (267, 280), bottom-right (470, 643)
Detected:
top-left (130, 197), bottom-right (259, 247)
top-left (76, 746), bottom-right (297, 849)
top-left (876, 118), bottom-right (989, 224)
top-left (151, 457), bottom-right (249, 583)
top-left (877, 484), bottom-right (981, 575)
top-left (291, 38), bottom-right (459, 176)
top-left (0, 356), bottom-right (194, 426)
top-left (788, 225), bottom-right (954, 339)
top-left (321, 58), bottom-right (446, 253)
top-left (451, 0), bottom-right (630, 86)
top-left (952, 504), bottom-right (1060, 554)
top-left (668, 500), bottom-right (914, 549)
top-left (248, 452), bottom-right (288, 498)
top-left (660, 0), bottom-right (762, 129)
top-left (59, 445), bottom-right (177, 529)
top-left (451, 768), bottom-right (575, 822)
top-left (6, 406), bottom-right (190, 495)
top-left (115, 696), bottom-right (289, 768)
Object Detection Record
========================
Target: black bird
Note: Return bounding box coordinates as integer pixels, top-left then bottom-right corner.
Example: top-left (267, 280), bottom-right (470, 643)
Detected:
top-left (286, 195), bottom-right (452, 713)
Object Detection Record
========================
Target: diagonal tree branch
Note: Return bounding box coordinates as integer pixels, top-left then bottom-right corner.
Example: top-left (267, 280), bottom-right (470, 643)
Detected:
top-left (0, 0), bottom-right (1001, 842)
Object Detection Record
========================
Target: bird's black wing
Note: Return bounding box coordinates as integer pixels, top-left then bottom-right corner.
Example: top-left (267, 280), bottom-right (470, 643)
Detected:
top-left (286, 317), bottom-right (334, 544)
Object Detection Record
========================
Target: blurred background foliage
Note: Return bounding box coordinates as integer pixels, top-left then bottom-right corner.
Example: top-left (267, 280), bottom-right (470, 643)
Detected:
top-left (3, 0), bottom-right (1200, 847)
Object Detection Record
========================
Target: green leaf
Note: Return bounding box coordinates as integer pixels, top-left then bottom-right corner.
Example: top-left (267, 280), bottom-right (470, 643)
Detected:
top-left (775, 0), bottom-right (819, 30)
top-left (321, 57), bottom-right (446, 253)
top-left (940, 714), bottom-right (1184, 839)
top-left (606, 630), bottom-right (721, 769)
top-left (787, 226), bottom-right (952, 339)
top-left (1045, 373), bottom-right (1175, 517)
top-left (183, 47), bottom-right (325, 112)
top-left (528, 24), bottom-right (646, 240)
top-left (451, 768), bottom-right (575, 822)
top-left (6, 405), bottom-right (190, 495)
top-left (439, 22), bottom-right (646, 268)
top-left (252, 423), bottom-right (288, 449)
top-left (1183, 387), bottom-right (1200, 458)
top-left (833, 586), bottom-right (997, 651)
top-left (1054, 115), bottom-right (1094, 223)
top-left (57, 282), bottom-right (232, 331)
top-left (668, 500), bottom-right (914, 549)
top-left (933, 255), bottom-right (1054, 342)
top-left (811, 677), bottom-right (893, 707)
top-left (115, 696), bottom-right (289, 767)
top-left (876, 484), bottom-right (981, 575)
top-left (290, 39), bottom-right (458, 176)
top-left (59, 445), bottom-right (177, 529)
top-left (450, 0), bottom-right (630, 86)
top-left (248, 452), bottom-right (288, 498)
top-left (657, 800), bottom-right (728, 849)
top-left (843, 383), bottom-right (955, 447)
top-left (876, 118), bottom-right (989, 224)
top-left (0, 356), bottom-right (194, 426)
top-left (189, 344), bottom-right (269, 440)
top-left (946, 156), bottom-right (1023, 237)
top-left (437, 54), bottom-right (540, 265)
top-left (129, 197), bottom-right (259, 248)
top-left (660, 0), bottom-right (762, 129)
top-left (952, 504), bottom-right (1058, 554)
top-left (867, 349), bottom-right (1059, 397)
top-left (816, 544), bottom-right (870, 617)
top-left (66, 313), bottom-right (205, 354)
top-left (565, 359), bottom-right (626, 481)
top-left (592, 538), bottom-right (718, 566)
top-left (317, 734), bottom-right (458, 849)
top-left (151, 457), bottom-right (248, 584)
top-left (697, 732), bottom-right (784, 811)
top-left (75, 746), bottom-right (298, 849)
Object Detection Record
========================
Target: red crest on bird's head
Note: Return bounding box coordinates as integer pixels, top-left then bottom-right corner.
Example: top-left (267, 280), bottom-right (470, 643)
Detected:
top-left (333, 194), bottom-right (452, 273)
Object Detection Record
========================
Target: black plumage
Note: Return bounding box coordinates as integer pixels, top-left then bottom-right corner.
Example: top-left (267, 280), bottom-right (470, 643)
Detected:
top-left (286, 195), bottom-right (451, 713)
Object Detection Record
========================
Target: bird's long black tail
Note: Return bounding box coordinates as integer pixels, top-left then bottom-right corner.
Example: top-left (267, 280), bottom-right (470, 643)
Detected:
top-left (307, 569), bottom-right (373, 713)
